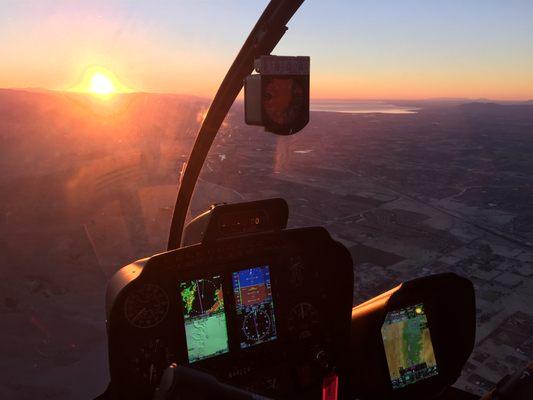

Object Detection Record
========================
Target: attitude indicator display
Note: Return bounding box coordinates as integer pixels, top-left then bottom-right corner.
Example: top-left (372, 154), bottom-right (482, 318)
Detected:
top-left (381, 303), bottom-right (438, 389)
top-left (232, 266), bottom-right (277, 349)
top-left (180, 275), bottom-right (229, 363)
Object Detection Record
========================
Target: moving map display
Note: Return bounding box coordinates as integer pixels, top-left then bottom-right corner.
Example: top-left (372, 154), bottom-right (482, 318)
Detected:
top-left (232, 266), bottom-right (277, 349)
top-left (381, 303), bottom-right (438, 389)
top-left (180, 275), bottom-right (229, 363)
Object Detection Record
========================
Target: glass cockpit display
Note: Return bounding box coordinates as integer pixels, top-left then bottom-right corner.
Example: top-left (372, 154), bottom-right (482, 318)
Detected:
top-left (381, 303), bottom-right (438, 390)
top-left (180, 275), bottom-right (229, 363)
top-left (232, 265), bottom-right (277, 349)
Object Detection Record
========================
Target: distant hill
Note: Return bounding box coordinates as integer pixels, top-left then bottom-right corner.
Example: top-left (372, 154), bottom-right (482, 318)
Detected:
top-left (0, 89), bottom-right (209, 183)
top-left (456, 102), bottom-right (533, 123)
top-left (460, 101), bottom-right (533, 110)
top-left (0, 88), bottom-right (207, 129)
top-left (0, 88), bottom-right (208, 145)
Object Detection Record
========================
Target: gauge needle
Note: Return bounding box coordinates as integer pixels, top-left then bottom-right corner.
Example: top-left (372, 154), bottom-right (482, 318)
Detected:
top-left (254, 310), bottom-right (260, 339)
top-left (133, 307), bottom-right (147, 322)
top-left (149, 364), bottom-right (155, 385)
top-left (197, 281), bottom-right (204, 314)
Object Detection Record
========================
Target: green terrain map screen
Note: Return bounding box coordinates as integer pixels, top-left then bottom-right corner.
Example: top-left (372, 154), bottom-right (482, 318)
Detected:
top-left (381, 303), bottom-right (438, 389)
top-left (180, 275), bottom-right (229, 363)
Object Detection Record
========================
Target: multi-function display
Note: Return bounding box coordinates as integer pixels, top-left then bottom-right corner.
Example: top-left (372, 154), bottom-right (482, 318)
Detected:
top-left (180, 275), bottom-right (229, 363)
top-left (179, 266), bottom-right (278, 363)
top-left (232, 266), bottom-right (277, 349)
top-left (381, 303), bottom-right (438, 389)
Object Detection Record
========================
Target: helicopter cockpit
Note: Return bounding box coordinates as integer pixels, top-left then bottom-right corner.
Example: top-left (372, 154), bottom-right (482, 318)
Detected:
top-left (98, 1), bottom-right (533, 399)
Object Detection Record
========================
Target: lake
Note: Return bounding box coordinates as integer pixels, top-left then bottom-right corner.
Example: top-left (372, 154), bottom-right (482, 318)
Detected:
top-left (310, 100), bottom-right (418, 114)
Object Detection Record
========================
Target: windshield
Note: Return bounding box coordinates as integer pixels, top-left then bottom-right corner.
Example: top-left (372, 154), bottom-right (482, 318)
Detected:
top-left (1, 1), bottom-right (533, 398)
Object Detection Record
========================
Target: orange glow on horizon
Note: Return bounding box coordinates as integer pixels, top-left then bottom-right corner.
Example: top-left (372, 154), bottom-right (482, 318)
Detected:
top-left (70, 66), bottom-right (131, 98)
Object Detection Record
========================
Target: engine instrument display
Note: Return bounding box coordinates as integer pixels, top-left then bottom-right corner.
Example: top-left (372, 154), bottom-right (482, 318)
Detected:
top-left (180, 275), bottom-right (229, 363)
top-left (381, 303), bottom-right (438, 390)
top-left (232, 265), bottom-right (277, 349)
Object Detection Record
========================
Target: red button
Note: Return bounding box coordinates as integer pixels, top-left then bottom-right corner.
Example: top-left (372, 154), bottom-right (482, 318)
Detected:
top-left (322, 373), bottom-right (339, 400)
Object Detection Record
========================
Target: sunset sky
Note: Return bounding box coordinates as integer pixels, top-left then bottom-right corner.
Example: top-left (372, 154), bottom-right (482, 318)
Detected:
top-left (1, 0), bottom-right (532, 100)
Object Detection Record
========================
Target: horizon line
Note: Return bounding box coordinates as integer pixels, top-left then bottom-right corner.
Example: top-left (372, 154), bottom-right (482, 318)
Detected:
top-left (0, 87), bottom-right (531, 103)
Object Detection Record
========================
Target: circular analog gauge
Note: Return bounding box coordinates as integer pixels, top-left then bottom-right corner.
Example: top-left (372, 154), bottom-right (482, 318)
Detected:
top-left (288, 302), bottom-right (319, 334)
top-left (243, 309), bottom-right (272, 342)
top-left (125, 284), bottom-right (169, 328)
top-left (263, 77), bottom-right (306, 127)
top-left (288, 256), bottom-right (305, 287)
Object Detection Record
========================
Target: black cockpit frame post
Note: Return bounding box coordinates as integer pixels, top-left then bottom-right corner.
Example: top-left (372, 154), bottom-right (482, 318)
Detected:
top-left (167, 0), bottom-right (305, 251)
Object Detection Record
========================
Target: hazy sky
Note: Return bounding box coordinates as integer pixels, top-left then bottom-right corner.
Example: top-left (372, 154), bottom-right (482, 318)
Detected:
top-left (1, 0), bottom-right (532, 100)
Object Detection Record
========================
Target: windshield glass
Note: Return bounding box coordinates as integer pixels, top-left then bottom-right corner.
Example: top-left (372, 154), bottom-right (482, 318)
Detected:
top-left (1, 1), bottom-right (532, 398)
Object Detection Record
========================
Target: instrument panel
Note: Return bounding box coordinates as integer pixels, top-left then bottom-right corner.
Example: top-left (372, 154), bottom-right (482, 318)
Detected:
top-left (105, 227), bottom-right (353, 399)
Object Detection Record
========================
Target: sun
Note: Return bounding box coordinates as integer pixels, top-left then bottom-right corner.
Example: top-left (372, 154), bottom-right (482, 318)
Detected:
top-left (90, 73), bottom-right (115, 95)
top-left (71, 66), bottom-right (130, 97)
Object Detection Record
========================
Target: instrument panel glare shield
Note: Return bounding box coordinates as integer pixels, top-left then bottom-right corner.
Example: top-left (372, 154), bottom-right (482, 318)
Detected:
top-left (180, 275), bottom-right (229, 363)
top-left (381, 303), bottom-right (438, 390)
top-left (232, 265), bottom-right (278, 349)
